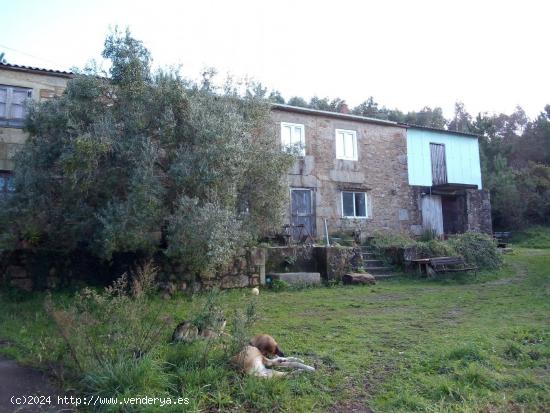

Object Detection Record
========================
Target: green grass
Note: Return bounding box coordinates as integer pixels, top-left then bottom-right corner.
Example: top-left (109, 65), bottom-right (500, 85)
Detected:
top-left (511, 226), bottom-right (550, 249)
top-left (0, 247), bottom-right (549, 412)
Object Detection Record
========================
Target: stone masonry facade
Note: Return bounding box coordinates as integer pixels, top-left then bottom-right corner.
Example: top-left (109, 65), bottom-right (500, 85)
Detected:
top-left (0, 64), bottom-right (71, 170)
top-left (271, 106), bottom-right (492, 239)
top-left (271, 107), bottom-right (423, 238)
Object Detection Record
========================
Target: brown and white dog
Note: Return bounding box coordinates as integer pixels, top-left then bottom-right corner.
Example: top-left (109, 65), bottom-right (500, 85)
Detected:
top-left (232, 334), bottom-right (315, 378)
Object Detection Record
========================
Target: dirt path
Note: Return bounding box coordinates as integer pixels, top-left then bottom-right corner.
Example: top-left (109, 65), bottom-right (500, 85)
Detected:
top-left (485, 261), bottom-right (528, 286)
top-left (0, 356), bottom-right (73, 413)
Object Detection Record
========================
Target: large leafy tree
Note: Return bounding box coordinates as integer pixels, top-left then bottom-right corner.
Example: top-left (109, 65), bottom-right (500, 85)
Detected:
top-left (0, 30), bottom-right (293, 276)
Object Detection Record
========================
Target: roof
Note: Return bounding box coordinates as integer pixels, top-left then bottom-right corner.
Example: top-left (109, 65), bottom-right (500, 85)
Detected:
top-left (0, 64), bottom-right (480, 138)
top-left (401, 123), bottom-right (478, 138)
top-left (272, 103), bottom-right (479, 138)
top-left (271, 103), bottom-right (404, 128)
top-left (0, 62), bottom-right (74, 79)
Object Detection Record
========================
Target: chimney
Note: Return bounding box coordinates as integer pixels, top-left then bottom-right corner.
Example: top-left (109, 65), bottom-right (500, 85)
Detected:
top-left (339, 102), bottom-right (350, 114)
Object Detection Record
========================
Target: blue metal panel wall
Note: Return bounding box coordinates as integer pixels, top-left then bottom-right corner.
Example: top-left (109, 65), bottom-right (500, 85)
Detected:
top-left (406, 128), bottom-right (482, 189)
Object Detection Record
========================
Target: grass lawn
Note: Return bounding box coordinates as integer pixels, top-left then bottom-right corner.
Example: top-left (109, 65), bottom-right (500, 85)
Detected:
top-left (0, 247), bottom-right (548, 412)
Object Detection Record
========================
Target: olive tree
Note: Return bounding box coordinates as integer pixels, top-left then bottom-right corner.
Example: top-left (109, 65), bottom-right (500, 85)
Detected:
top-left (0, 29), bottom-right (293, 276)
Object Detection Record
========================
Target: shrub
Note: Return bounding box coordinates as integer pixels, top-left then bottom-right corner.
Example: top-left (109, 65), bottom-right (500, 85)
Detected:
top-left (369, 231), bottom-right (417, 249)
top-left (416, 239), bottom-right (457, 258)
top-left (44, 261), bottom-right (170, 373)
top-left (0, 29), bottom-right (293, 280)
top-left (448, 232), bottom-right (502, 270)
top-left (270, 279), bottom-right (290, 291)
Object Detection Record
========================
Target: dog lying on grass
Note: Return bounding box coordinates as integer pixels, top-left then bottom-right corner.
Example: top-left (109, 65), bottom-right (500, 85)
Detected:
top-left (232, 334), bottom-right (315, 378)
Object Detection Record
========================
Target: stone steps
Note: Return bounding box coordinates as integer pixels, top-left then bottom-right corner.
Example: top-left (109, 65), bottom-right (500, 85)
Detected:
top-left (361, 252), bottom-right (376, 259)
top-left (360, 246), bottom-right (395, 278)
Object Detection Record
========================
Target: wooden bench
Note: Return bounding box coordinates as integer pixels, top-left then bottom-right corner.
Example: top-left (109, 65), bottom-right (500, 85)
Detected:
top-left (494, 231), bottom-right (512, 248)
top-left (429, 256), bottom-right (477, 276)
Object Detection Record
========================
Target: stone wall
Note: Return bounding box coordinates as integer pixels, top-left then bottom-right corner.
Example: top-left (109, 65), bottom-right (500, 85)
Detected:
top-left (1, 249), bottom-right (108, 292)
top-left (265, 245), bottom-right (317, 273)
top-left (315, 246), bottom-right (363, 281)
top-left (1, 247), bottom-right (267, 293)
top-left (271, 109), bottom-right (422, 239)
top-left (466, 189), bottom-right (493, 234)
top-left (2, 244), bottom-right (365, 292)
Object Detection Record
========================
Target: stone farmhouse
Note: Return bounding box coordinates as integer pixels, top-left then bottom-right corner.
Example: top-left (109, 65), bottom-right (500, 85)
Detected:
top-left (0, 63), bottom-right (491, 241)
top-left (272, 104), bottom-right (492, 241)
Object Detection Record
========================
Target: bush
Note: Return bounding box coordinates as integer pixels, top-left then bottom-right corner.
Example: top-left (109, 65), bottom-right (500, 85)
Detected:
top-left (0, 29), bottom-right (293, 280)
top-left (270, 279), bottom-right (290, 292)
top-left (44, 261), bottom-right (170, 373)
top-left (370, 230), bottom-right (502, 271)
top-left (448, 232), bottom-right (502, 270)
top-left (369, 231), bottom-right (416, 249)
top-left (416, 239), bottom-right (457, 259)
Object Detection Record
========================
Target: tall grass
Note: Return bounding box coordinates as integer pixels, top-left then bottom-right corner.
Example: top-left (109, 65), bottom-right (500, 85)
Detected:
top-left (42, 265), bottom-right (274, 412)
top-left (511, 226), bottom-right (550, 249)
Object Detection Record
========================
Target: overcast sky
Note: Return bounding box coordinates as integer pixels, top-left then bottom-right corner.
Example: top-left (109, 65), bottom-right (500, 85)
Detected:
top-left (1, 0), bottom-right (548, 119)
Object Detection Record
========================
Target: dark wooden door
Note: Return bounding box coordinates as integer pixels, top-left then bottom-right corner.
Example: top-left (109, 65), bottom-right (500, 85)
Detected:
top-left (430, 143), bottom-right (448, 185)
top-left (442, 195), bottom-right (466, 235)
top-left (290, 189), bottom-right (314, 241)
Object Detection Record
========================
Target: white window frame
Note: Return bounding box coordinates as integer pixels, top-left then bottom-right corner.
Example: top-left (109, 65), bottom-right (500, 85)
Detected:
top-left (335, 129), bottom-right (358, 161)
top-left (341, 191), bottom-right (370, 219)
top-left (0, 85), bottom-right (33, 128)
top-left (280, 122), bottom-right (305, 156)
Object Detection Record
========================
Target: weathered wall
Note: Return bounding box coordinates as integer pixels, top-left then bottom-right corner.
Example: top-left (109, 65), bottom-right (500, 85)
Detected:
top-left (2, 247), bottom-right (267, 292)
top-left (0, 68), bottom-right (70, 170)
top-left (466, 189), bottom-right (493, 234)
top-left (406, 127), bottom-right (483, 188)
top-left (315, 246), bottom-right (363, 281)
top-left (271, 109), bottom-right (422, 238)
top-left (265, 245), bottom-right (317, 273)
top-left (410, 187), bottom-right (493, 235)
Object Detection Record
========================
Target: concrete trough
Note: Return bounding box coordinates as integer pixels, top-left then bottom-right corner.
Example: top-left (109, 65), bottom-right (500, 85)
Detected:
top-left (267, 272), bottom-right (321, 286)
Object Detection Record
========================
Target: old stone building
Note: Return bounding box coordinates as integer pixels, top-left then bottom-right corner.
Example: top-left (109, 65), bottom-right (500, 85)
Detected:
top-left (0, 63), bottom-right (491, 240)
top-left (0, 63), bottom-right (72, 192)
top-left (271, 104), bottom-right (492, 240)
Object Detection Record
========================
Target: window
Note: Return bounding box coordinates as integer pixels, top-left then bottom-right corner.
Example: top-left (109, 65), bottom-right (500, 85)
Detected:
top-left (281, 122), bottom-right (305, 156)
top-left (0, 171), bottom-right (15, 197)
top-left (335, 129), bottom-right (357, 160)
top-left (342, 191), bottom-right (369, 218)
top-left (0, 85), bottom-right (32, 128)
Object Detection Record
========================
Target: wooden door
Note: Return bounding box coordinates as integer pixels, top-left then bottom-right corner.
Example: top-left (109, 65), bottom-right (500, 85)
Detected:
top-left (442, 195), bottom-right (465, 234)
top-left (290, 189), bottom-right (314, 241)
top-left (430, 143), bottom-right (448, 185)
top-left (421, 195), bottom-right (443, 236)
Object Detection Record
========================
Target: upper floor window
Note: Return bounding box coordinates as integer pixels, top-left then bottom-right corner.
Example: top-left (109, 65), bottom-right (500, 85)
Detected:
top-left (0, 85), bottom-right (32, 128)
top-left (342, 191), bottom-right (369, 218)
top-left (335, 129), bottom-right (357, 160)
top-left (281, 122), bottom-right (305, 156)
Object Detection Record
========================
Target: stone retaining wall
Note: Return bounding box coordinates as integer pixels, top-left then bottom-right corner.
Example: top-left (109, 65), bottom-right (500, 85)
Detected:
top-left (2, 245), bottom-right (362, 292)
